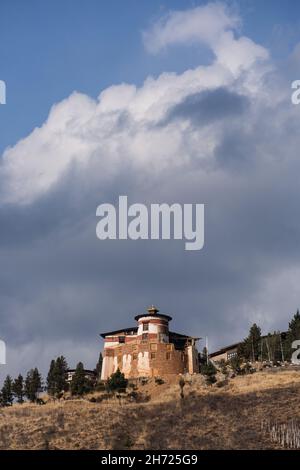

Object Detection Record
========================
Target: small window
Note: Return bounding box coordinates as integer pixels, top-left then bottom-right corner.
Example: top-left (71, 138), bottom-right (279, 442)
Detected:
top-left (166, 352), bottom-right (171, 360)
top-left (119, 336), bottom-right (125, 343)
top-left (150, 352), bottom-right (156, 360)
top-left (227, 352), bottom-right (237, 360)
top-left (159, 325), bottom-right (168, 334)
top-left (142, 333), bottom-right (148, 341)
top-left (150, 343), bottom-right (157, 351)
top-left (166, 344), bottom-right (172, 351)
top-left (143, 323), bottom-right (149, 331)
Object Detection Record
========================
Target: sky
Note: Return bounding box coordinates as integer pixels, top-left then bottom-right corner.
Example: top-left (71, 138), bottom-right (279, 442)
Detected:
top-left (1, 0), bottom-right (300, 382)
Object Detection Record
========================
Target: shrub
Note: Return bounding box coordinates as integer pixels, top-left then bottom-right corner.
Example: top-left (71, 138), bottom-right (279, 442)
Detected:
top-left (229, 356), bottom-right (242, 374)
top-left (106, 369), bottom-right (128, 392)
top-left (201, 362), bottom-right (217, 385)
top-left (95, 381), bottom-right (106, 392)
top-left (155, 377), bottom-right (164, 385)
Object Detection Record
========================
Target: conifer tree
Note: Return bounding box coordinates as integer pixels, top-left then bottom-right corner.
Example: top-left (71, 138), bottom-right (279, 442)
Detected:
top-left (1, 375), bottom-right (13, 406)
top-left (54, 356), bottom-right (68, 394)
top-left (95, 352), bottom-right (103, 379)
top-left (106, 368), bottom-right (128, 392)
top-left (47, 356), bottom-right (68, 398)
top-left (238, 323), bottom-right (262, 361)
top-left (47, 359), bottom-right (56, 397)
top-left (71, 362), bottom-right (87, 396)
top-left (12, 374), bottom-right (24, 404)
top-left (25, 368), bottom-right (42, 402)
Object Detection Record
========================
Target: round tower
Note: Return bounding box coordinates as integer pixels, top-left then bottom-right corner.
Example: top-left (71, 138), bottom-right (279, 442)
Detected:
top-left (135, 305), bottom-right (172, 343)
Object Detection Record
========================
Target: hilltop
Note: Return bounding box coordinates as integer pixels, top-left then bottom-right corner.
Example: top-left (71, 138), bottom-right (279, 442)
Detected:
top-left (0, 368), bottom-right (300, 450)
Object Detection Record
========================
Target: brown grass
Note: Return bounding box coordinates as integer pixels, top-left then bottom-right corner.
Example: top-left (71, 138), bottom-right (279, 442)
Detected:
top-left (0, 369), bottom-right (300, 450)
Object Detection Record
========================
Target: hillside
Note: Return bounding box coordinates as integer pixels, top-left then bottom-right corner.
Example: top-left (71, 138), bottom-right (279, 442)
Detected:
top-left (0, 369), bottom-right (300, 450)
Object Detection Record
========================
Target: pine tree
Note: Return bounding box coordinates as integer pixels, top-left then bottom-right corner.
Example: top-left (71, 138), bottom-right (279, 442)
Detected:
top-left (47, 359), bottom-right (56, 397)
top-left (95, 352), bottom-right (103, 379)
top-left (71, 362), bottom-right (87, 396)
top-left (238, 323), bottom-right (262, 361)
top-left (54, 356), bottom-right (68, 394)
top-left (1, 375), bottom-right (13, 406)
top-left (12, 374), bottom-right (24, 404)
top-left (25, 368), bottom-right (42, 402)
top-left (106, 368), bottom-right (128, 392)
top-left (200, 362), bottom-right (217, 384)
top-left (47, 356), bottom-right (68, 398)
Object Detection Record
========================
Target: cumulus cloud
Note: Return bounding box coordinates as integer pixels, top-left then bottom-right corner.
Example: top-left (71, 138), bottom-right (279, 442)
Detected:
top-left (0, 3), bottom-right (271, 206)
top-left (143, 2), bottom-right (268, 75)
top-left (0, 3), bottom-right (299, 381)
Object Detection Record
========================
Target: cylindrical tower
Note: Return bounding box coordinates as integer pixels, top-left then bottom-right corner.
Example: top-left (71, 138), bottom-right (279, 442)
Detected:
top-left (135, 305), bottom-right (172, 343)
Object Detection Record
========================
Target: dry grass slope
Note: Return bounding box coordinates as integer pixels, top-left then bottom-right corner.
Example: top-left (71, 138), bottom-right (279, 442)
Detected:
top-left (0, 369), bottom-right (300, 450)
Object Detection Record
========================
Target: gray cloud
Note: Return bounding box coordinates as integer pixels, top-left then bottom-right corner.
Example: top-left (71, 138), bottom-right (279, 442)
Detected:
top-left (163, 88), bottom-right (249, 127)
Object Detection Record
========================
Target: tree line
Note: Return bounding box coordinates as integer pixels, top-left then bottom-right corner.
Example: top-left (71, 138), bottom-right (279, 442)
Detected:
top-left (237, 310), bottom-right (300, 362)
top-left (0, 352), bottom-right (103, 407)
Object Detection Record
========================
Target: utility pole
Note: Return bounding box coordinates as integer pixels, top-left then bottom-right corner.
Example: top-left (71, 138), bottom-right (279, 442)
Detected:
top-left (279, 333), bottom-right (285, 363)
top-left (266, 338), bottom-right (271, 362)
top-left (206, 336), bottom-right (209, 365)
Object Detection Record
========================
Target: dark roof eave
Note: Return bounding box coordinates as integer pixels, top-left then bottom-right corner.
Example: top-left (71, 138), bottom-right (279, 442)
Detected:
top-left (170, 331), bottom-right (201, 340)
top-left (209, 342), bottom-right (240, 357)
top-left (100, 327), bottom-right (138, 338)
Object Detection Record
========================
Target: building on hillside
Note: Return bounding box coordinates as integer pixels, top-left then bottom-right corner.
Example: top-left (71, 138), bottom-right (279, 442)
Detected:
top-left (66, 369), bottom-right (97, 385)
top-left (209, 343), bottom-right (240, 363)
top-left (209, 331), bottom-right (288, 363)
top-left (100, 306), bottom-right (200, 380)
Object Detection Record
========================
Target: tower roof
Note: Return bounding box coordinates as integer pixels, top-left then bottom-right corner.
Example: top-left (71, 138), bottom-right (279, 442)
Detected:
top-left (134, 305), bottom-right (172, 322)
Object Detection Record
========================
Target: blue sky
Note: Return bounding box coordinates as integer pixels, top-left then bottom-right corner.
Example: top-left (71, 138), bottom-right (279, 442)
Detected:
top-left (1, 0), bottom-right (300, 154)
top-left (1, 1), bottom-right (300, 380)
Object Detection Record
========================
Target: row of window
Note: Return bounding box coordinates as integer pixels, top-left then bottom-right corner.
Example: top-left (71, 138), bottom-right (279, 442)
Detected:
top-left (116, 342), bottom-right (174, 355)
top-left (131, 352), bottom-right (172, 361)
top-left (227, 351), bottom-right (237, 360)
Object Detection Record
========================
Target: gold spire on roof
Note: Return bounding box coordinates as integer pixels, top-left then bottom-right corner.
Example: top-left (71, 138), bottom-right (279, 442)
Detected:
top-left (147, 305), bottom-right (159, 315)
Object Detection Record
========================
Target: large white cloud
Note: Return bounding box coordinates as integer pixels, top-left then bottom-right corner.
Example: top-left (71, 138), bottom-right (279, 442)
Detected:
top-left (0, 2), bottom-right (270, 205)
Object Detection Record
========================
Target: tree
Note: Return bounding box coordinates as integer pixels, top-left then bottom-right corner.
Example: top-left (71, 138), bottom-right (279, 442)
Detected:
top-left (1, 375), bottom-right (13, 406)
top-left (70, 362), bottom-right (92, 396)
top-left (106, 368), bottom-right (128, 392)
top-left (47, 356), bottom-right (68, 398)
top-left (95, 352), bottom-right (103, 379)
top-left (238, 323), bottom-right (262, 361)
top-left (229, 355), bottom-right (242, 374)
top-left (25, 368), bottom-right (42, 402)
top-left (284, 310), bottom-right (300, 361)
top-left (200, 361), bottom-right (217, 385)
top-left (55, 356), bottom-right (68, 393)
top-left (12, 374), bottom-right (24, 404)
top-left (199, 347), bottom-right (208, 365)
top-left (46, 359), bottom-right (56, 397)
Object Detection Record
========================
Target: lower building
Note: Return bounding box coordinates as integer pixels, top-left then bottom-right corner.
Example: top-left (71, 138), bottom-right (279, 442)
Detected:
top-left (100, 306), bottom-right (200, 380)
top-left (209, 343), bottom-right (239, 362)
top-left (66, 369), bottom-right (97, 384)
